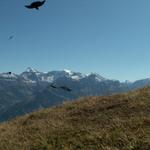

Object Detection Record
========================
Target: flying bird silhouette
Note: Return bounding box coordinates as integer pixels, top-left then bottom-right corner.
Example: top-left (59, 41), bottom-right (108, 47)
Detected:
top-left (50, 84), bottom-right (57, 89)
top-left (7, 72), bottom-right (11, 75)
top-left (50, 84), bottom-right (72, 92)
top-left (59, 86), bottom-right (72, 92)
top-left (8, 35), bottom-right (14, 40)
top-left (25, 0), bottom-right (46, 10)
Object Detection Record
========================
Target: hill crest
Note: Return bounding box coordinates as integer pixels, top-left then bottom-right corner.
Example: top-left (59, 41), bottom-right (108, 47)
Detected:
top-left (0, 87), bottom-right (150, 149)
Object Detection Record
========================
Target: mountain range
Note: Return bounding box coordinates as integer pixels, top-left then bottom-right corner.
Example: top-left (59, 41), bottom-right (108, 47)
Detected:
top-left (1, 67), bottom-right (150, 122)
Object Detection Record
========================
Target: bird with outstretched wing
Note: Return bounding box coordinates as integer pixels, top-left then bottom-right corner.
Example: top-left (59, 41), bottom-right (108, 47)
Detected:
top-left (25, 0), bottom-right (46, 10)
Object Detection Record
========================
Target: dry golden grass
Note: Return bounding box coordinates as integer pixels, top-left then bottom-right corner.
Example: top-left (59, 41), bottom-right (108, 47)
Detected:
top-left (0, 86), bottom-right (150, 150)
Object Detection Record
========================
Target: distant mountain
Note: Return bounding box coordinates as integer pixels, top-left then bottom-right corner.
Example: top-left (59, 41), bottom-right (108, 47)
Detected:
top-left (0, 67), bottom-right (150, 121)
top-left (20, 67), bottom-right (86, 83)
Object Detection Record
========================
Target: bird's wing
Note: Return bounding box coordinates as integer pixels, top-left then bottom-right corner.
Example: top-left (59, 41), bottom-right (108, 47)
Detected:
top-left (60, 86), bottom-right (72, 91)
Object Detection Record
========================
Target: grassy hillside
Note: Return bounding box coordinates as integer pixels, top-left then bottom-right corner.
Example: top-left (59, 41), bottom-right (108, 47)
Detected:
top-left (0, 87), bottom-right (150, 150)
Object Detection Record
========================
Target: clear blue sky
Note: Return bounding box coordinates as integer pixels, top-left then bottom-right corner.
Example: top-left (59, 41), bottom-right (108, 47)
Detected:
top-left (0, 0), bottom-right (150, 81)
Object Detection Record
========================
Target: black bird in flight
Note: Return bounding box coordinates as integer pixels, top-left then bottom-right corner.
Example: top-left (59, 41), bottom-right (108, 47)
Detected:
top-left (7, 72), bottom-right (11, 75)
top-left (8, 35), bottom-right (14, 40)
top-left (59, 86), bottom-right (72, 92)
top-left (25, 0), bottom-right (46, 10)
top-left (50, 84), bottom-right (72, 92)
top-left (50, 84), bottom-right (57, 89)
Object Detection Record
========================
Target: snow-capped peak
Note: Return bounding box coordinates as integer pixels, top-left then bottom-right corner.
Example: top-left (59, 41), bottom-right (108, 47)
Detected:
top-left (20, 67), bottom-right (43, 83)
top-left (26, 67), bottom-right (39, 73)
top-left (62, 69), bottom-right (87, 80)
top-left (1, 68), bottom-right (108, 83)
top-left (63, 69), bottom-right (73, 75)
top-left (87, 73), bottom-right (106, 82)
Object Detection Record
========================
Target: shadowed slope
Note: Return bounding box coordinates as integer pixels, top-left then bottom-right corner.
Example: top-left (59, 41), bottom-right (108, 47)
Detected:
top-left (0, 87), bottom-right (150, 149)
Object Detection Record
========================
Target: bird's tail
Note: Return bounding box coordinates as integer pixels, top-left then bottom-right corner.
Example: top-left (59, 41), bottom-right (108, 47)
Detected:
top-left (25, 5), bottom-right (32, 9)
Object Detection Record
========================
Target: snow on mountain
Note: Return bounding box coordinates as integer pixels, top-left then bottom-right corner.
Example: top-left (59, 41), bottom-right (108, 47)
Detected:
top-left (20, 67), bottom-right (42, 82)
top-left (22, 68), bottom-right (84, 82)
top-left (0, 72), bottom-right (18, 80)
top-left (71, 73), bottom-right (86, 80)
top-left (63, 69), bottom-right (73, 75)
top-left (86, 73), bottom-right (106, 82)
top-left (2, 68), bottom-right (150, 87)
top-left (63, 69), bottom-right (86, 80)
top-left (0, 68), bottom-right (107, 83)
top-left (26, 67), bottom-right (39, 73)
top-left (43, 70), bottom-right (86, 81)
top-left (71, 75), bottom-right (82, 80)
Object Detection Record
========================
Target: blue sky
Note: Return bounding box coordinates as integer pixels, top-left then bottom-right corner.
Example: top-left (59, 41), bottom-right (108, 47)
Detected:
top-left (0, 0), bottom-right (150, 81)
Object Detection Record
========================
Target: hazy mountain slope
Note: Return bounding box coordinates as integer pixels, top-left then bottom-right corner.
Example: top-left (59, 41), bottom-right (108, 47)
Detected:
top-left (0, 77), bottom-right (129, 122)
top-left (0, 79), bottom-right (36, 113)
top-left (0, 87), bottom-right (150, 150)
top-left (0, 68), bottom-right (150, 122)
top-left (0, 87), bottom-right (75, 122)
